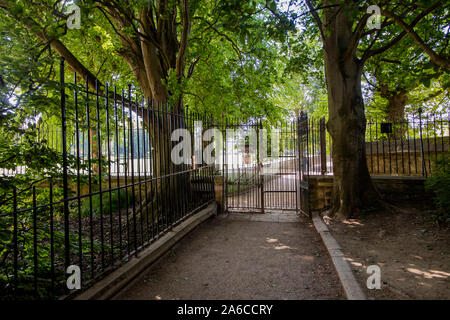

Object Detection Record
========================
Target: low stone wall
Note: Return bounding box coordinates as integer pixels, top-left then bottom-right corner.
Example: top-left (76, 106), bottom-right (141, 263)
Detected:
top-left (365, 136), bottom-right (449, 176)
top-left (366, 152), bottom-right (445, 176)
top-left (308, 175), bottom-right (433, 212)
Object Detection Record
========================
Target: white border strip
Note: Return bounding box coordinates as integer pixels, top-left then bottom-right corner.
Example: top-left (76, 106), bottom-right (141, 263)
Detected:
top-left (312, 213), bottom-right (366, 300)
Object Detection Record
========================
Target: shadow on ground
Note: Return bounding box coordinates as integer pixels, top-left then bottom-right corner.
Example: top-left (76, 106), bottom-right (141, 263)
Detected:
top-left (327, 205), bottom-right (450, 300)
top-left (115, 214), bottom-right (345, 300)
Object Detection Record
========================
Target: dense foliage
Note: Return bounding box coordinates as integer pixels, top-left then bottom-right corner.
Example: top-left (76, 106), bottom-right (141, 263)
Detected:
top-left (425, 154), bottom-right (450, 224)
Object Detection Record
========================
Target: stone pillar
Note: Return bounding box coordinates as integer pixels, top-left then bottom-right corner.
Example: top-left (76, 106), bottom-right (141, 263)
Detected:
top-left (214, 175), bottom-right (224, 214)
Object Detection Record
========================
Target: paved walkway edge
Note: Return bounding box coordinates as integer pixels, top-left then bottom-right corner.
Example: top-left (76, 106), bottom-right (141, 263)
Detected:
top-left (75, 202), bottom-right (217, 300)
top-left (312, 213), bottom-right (366, 300)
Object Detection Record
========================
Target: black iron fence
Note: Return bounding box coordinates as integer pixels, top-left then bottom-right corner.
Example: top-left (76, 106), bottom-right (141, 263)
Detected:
top-left (0, 124), bottom-right (157, 177)
top-left (0, 59), bottom-right (215, 299)
top-left (304, 112), bottom-right (449, 177)
top-left (365, 112), bottom-right (449, 177)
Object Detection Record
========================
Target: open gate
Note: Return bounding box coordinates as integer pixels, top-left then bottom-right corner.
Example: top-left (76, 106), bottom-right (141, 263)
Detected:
top-left (224, 117), bottom-right (309, 215)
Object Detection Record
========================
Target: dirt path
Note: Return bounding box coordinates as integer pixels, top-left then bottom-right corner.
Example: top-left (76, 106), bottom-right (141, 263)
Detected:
top-left (115, 213), bottom-right (345, 300)
top-left (326, 205), bottom-right (450, 300)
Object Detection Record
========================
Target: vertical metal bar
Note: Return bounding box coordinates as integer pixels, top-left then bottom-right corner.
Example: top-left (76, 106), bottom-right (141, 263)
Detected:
top-left (151, 100), bottom-right (159, 236)
top-left (121, 89), bottom-right (130, 256)
top-left (413, 117), bottom-right (418, 174)
top-left (307, 117), bottom-right (311, 175)
top-left (400, 119), bottom-right (405, 174)
top-left (258, 120), bottom-right (264, 214)
top-left (113, 86), bottom-right (123, 258)
top-left (375, 118), bottom-right (380, 174)
top-left (176, 104), bottom-right (182, 212)
top-left (254, 123), bottom-right (257, 209)
top-left (128, 85), bottom-right (137, 255)
top-left (418, 109), bottom-right (427, 177)
top-left (281, 121), bottom-right (284, 209)
top-left (387, 123), bottom-right (392, 175)
top-left (320, 117), bottom-right (327, 175)
top-left (221, 114), bottom-right (225, 212)
top-left (60, 58), bottom-right (70, 271)
top-left (149, 105), bottom-right (155, 238)
top-left (74, 72), bottom-right (83, 287)
top-left (369, 120), bottom-right (373, 174)
top-left (86, 76), bottom-right (94, 279)
top-left (165, 103), bottom-right (173, 226)
top-left (142, 99), bottom-right (150, 243)
top-left (176, 106), bottom-right (183, 221)
top-left (105, 83), bottom-right (114, 265)
top-left (311, 118), bottom-right (315, 174)
top-left (434, 114), bottom-right (438, 172)
top-left (224, 116), bottom-right (228, 212)
top-left (49, 182), bottom-right (55, 293)
top-left (393, 119), bottom-right (398, 174)
top-left (135, 94), bottom-right (143, 247)
top-left (159, 102), bottom-right (165, 231)
top-left (246, 122), bottom-right (250, 210)
top-left (192, 111), bottom-right (198, 208)
top-left (179, 108), bottom-right (187, 217)
top-left (13, 188), bottom-right (18, 291)
top-left (407, 118), bottom-right (411, 174)
top-left (95, 80), bottom-right (105, 270)
top-left (33, 187), bottom-right (38, 293)
top-left (427, 117), bottom-right (431, 173)
top-left (237, 117), bottom-right (240, 209)
top-left (382, 120), bottom-right (386, 174)
top-left (147, 99), bottom-right (155, 239)
top-left (441, 113), bottom-right (445, 172)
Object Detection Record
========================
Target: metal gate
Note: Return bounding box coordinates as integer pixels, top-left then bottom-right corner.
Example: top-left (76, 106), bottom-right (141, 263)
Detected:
top-left (224, 118), bottom-right (306, 214)
top-left (223, 121), bottom-right (262, 212)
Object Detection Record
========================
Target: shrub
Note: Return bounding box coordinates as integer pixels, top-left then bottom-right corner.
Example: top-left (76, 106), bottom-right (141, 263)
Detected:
top-left (79, 189), bottom-right (134, 217)
top-left (425, 154), bottom-right (450, 223)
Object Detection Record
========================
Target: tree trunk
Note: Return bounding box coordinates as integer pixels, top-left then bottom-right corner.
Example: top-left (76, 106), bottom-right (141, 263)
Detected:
top-left (386, 91), bottom-right (407, 121)
top-left (379, 82), bottom-right (408, 137)
top-left (386, 90), bottom-right (408, 138)
top-left (323, 6), bottom-right (380, 219)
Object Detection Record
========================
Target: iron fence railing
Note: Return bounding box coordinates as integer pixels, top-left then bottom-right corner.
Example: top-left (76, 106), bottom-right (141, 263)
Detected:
top-left (0, 127), bottom-right (154, 177)
top-left (0, 58), bottom-right (215, 299)
top-left (305, 112), bottom-right (449, 177)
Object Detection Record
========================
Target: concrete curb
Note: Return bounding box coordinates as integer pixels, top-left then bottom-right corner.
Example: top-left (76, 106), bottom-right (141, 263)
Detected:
top-left (312, 213), bottom-right (366, 300)
top-left (75, 202), bottom-right (217, 300)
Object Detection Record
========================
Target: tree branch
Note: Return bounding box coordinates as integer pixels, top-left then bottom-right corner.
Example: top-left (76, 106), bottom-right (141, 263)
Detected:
top-left (193, 16), bottom-right (243, 61)
top-left (342, 13), bottom-right (370, 62)
top-left (304, 0), bottom-right (325, 41)
top-left (364, 0), bottom-right (445, 64)
top-left (381, 2), bottom-right (449, 71)
top-left (187, 56), bottom-right (200, 79)
top-left (176, 0), bottom-right (190, 80)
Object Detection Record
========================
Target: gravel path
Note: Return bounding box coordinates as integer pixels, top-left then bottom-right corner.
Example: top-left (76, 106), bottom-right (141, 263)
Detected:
top-left (115, 213), bottom-right (344, 300)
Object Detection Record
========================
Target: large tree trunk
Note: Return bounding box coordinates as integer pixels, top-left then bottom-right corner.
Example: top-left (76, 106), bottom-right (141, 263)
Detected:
top-left (323, 5), bottom-right (380, 219)
top-left (102, 1), bottom-right (191, 226)
top-left (386, 90), bottom-right (408, 138)
top-left (386, 91), bottom-right (407, 122)
top-left (378, 81), bottom-right (408, 137)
